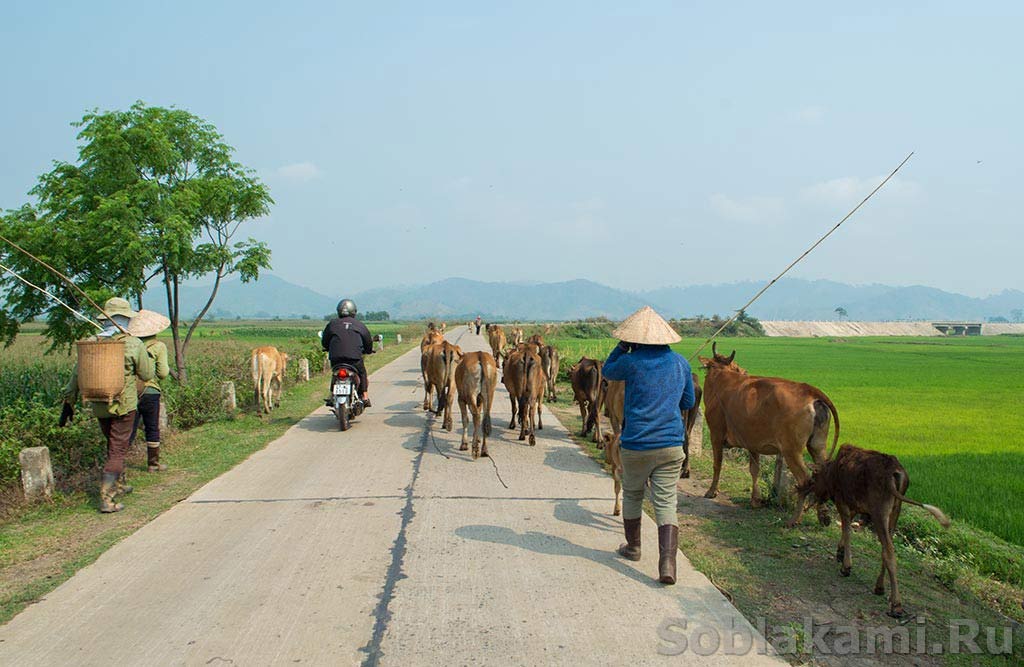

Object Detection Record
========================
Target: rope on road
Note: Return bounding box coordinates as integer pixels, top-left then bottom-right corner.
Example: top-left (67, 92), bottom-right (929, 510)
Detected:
top-left (427, 416), bottom-right (451, 459)
top-left (488, 452), bottom-right (509, 489)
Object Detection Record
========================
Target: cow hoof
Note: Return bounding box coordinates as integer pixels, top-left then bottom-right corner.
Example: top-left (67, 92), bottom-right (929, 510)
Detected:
top-left (750, 498), bottom-right (764, 509)
top-left (703, 490), bottom-right (718, 499)
top-left (835, 546), bottom-right (844, 562)
top-left (459, 443), bottom-right (469, 451)
top-left (840, 566), bottom-right (851, 577)
top-left (481, 448), bottom-right (489, 458)
top-left (873, 585), bottom-right (885, 596)
top-left (887, 607), bottom-right (905, 619)
top-left (613, 508), bottom-right (621, 516)
top-left (529, 436), bottom-right (536, 446)
top-left (785, 519), bottom-right (799, 529)
top-left (817, 510), bottom-right (831, 527)
top-left (508, 422), bottom-right (516, 430)
top-left (445, 423), bottom-right (453, 433)
top-left (680, 468), bottom-right (690, 479)
top-left (518, 434), bottom-right (526, 441)
top-left (596, 442), bottom-right (604, 450)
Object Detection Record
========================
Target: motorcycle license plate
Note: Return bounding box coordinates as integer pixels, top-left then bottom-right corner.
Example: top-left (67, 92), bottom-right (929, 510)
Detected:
top-left (333, 383), bottom-right (351, 396)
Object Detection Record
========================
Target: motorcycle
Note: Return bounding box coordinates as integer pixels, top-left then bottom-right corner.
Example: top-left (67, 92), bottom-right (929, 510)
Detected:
top-left (326, 363), bottom-right (364, 431)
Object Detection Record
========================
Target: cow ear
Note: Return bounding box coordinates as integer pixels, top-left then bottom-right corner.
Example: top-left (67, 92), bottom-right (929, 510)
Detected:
top-left (698, 356), bottom-right (712, 369)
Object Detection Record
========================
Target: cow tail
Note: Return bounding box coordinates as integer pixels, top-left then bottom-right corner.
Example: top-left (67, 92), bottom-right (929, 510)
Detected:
top-left (814, 390), bottom-right (841, 459)
top-left (437, 348), bottom-right (451, 415)
top-left (889, 473), bottom-right (950, 528)
top-left (480, 364), bottom-right (493, 436)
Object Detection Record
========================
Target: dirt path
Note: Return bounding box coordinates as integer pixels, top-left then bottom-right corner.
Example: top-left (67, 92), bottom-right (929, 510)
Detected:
top-left (0, 329), bottom-right (781, 666)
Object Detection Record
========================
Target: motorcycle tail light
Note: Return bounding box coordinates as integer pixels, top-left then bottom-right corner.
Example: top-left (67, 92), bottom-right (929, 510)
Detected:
top-left (336, 368), bottom-right (348, 378)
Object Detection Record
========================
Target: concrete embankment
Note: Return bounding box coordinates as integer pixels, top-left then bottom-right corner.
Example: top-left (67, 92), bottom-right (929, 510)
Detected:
top-left (760, 321), bottom-right (1024, 337)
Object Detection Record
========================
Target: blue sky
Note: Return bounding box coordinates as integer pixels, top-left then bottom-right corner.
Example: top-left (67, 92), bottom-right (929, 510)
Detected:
top-left (2, 1), bottom-right (1020, 297)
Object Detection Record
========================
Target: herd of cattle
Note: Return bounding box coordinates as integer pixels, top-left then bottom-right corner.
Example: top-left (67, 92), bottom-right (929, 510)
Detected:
top-left (416, 323), bottom-right (949, 617)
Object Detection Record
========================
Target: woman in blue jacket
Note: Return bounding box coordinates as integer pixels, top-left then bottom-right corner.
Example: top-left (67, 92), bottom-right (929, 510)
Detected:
top-left (603, 307), bottom-right (695, 584)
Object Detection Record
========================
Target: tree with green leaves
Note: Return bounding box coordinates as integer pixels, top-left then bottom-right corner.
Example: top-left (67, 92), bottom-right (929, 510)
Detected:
top-left (834, 306), bottom-right (848, 320)
top-left (0, 102), bottom-right (272, 382)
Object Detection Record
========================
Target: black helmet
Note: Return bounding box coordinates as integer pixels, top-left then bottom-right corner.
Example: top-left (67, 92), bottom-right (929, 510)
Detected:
top-left (337, 299), bottom-right (357, 317)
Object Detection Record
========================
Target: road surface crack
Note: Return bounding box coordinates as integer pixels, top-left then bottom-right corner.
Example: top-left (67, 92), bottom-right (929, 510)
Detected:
top-left (358, 415), bottom-right (429, 666)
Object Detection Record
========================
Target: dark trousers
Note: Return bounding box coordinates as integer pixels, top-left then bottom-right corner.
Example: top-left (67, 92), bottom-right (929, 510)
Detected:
top-left (331, 357), bottom-right (368, 395)
top-left (99, 411), bottom-right (137, 474)
top-left (130, 393), bottom-right (161, 444)
top-left (475, 324), bottom-right (481, 335)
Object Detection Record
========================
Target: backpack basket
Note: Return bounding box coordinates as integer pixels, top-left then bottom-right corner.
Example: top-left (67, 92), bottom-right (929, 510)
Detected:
top-left (76, 339), bottom-right (126, 404)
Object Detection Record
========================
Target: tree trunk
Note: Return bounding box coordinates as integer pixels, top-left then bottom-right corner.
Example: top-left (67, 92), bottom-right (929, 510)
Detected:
top-left (164, 270), bottom-right (187, 384)
top-left (182, 268), bottom-right (224, 357)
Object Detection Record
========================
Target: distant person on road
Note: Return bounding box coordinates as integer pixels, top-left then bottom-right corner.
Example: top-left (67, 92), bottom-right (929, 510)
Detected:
top-left (322, 299), bottom-right (374, 407)
top-left (63, 297), bottom-right (155, 513)
top-left (128, 310), bottom-right (172, 473)
top-left (602, 306), bottom-right (695, 585)
top-left (474, 315), bottom-right (482, 335)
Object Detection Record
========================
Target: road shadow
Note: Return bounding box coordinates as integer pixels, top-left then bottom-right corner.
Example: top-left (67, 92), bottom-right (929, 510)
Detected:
top-left (553, 498), bottom-right (620, 534)
top-left (393, 379), bottom-right (421, 387)
top-left (455, 524), bottom-right (659, 588)
top-left (543, 444), bottom-right (605, 479)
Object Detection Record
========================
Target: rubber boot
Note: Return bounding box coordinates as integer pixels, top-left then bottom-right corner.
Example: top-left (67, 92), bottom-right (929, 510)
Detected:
top-left (658, 524), bottom-right (679, 585)
top-left (99, 473), bottom-right (124, 513)
top-left (616, 517), bottom-right (642, 561)
top-left (117, 471), bottom-right (133, 495)
top-left (147, 443), bottom-right (167, 472)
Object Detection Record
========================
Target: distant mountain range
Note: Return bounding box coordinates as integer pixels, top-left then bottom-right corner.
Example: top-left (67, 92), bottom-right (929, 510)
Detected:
top-left (144, 274), bottom-right (1024, 322)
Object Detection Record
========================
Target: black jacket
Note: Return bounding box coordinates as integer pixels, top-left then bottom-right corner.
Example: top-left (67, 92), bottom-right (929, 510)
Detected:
top-left (322, 316), bottom-right (373, 362)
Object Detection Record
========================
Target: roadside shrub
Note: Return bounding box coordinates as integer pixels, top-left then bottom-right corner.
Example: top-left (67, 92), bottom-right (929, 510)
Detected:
top-left (0, 399), bottom-right (104, 485)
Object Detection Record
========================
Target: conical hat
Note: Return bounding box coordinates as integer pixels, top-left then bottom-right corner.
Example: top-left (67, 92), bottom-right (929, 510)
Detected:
top-left (611, 306), bottom-right (681, 345)
top-left (128, 309), bottom-right (170, 338)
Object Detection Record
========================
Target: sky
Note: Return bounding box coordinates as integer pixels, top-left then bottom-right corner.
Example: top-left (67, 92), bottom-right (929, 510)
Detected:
top-left (1, 1), bottom-right (1021, 298)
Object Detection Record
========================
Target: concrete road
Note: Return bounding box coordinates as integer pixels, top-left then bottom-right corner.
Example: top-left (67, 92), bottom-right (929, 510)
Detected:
top-left (0, 328), bottom-right (781, 666)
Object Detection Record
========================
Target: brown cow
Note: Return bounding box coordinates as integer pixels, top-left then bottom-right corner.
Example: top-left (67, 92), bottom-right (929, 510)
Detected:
top-left (488, 325), bottom-right (508, 367)
top-left (509, 326), bottom-right (524, 347)
top-left (569, 357), bottom-right (603, 444)
top-left (539, 344), bottom-right (560, 402)
top-left (251, 346), bottom-right (288, 414)
top-left (700, 343), bottom-right (839, 516)
top-left (789, 444), bottom-right (950, 617)
top-left (455, 351), bottom-right (498, 458)
top-left (502, 346), bottom-right (544, 445)
top-left (421, 341), bottom-right (461, 430)
top-left (420, 329), bottom-right (444, 352)
top-left (527, 333), bottom-right (544, 348)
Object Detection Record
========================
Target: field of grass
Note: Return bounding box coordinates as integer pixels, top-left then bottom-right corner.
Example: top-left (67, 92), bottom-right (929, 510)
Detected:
top-left (550, 334), bottom-right (1024, 547)
top-left (545, 334), bottom-right (1024, 663)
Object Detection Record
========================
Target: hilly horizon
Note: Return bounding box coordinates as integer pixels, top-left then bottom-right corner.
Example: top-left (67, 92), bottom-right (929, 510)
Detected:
top-left (143, 274), bottom-right (1024, 322)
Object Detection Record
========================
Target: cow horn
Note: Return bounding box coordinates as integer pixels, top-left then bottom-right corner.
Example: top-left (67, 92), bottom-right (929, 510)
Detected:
top-left (725, 350), bottom-right (736, 364)
top-left (712, 342), bottom-right (718, 357)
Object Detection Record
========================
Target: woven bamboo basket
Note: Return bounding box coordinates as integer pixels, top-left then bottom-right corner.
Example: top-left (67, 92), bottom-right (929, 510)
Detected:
top-left (76, 339), bottom-right (126, 403)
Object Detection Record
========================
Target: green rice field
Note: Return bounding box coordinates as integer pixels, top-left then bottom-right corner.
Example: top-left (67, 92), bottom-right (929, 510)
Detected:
top-left (551, 334), bottom-right (1024, 547)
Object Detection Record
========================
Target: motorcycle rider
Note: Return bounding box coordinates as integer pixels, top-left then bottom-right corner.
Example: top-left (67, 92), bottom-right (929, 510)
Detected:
top-left (321, 299), bottom-right (374, 407)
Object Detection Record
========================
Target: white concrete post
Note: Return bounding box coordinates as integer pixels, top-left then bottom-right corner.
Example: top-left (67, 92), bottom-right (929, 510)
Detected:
top-left (221, 381), bottom-right (236, 412)
top-left (20, 446), bottom-right (54, 501)
top-left (396, 334), bottom-right (402, 344)
top-left (299, 358), bottom-right (310, 382)
top-left (159, 400), bottom-right (169, 431)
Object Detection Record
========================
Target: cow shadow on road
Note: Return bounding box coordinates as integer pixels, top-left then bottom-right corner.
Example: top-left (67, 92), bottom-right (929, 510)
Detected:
top-left (455, 524), bottom-right (659, 588)
top-left (553, 499), bottom-right (620, 534)
top-left (543, 444), bottom-right (606, 479)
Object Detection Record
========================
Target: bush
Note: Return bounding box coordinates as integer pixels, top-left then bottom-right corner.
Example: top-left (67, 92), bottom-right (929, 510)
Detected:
top-left (0, 399), bottom-right (105, 485)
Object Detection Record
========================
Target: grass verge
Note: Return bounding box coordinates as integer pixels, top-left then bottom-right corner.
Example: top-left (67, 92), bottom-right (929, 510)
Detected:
top-left (546, 386), bottom-right (1023, 666)
top-left (0, 342), bottom-right (416, 625)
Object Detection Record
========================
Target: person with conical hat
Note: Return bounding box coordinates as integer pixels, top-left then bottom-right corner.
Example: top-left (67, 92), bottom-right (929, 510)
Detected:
top-left (602, 306), bottom-right (695, 585)
top-left (128, 309), bottom-right (171, 473)
top-left (63, 297), bottom-right (154, 513)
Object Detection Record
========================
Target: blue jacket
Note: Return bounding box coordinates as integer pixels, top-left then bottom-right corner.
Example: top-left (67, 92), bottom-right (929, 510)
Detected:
top-left (602, 344), bottom-right (695, 451)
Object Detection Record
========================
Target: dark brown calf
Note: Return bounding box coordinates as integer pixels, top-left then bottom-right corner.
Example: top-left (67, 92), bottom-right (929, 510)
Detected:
top-left (569, 357), bottom-right (603, 444)
top-left (789, 444), bottom-right (950, 618)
